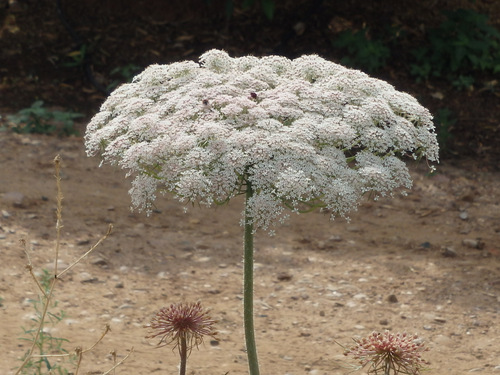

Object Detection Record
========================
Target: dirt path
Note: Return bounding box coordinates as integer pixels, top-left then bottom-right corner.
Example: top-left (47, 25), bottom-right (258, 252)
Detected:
top-left (1, 132), bottom-right (499, 374)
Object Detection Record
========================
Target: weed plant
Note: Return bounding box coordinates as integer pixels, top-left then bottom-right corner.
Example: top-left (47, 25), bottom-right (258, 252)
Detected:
top-left (19, 269), bottom-right (71, 374)
top-left (410, 8), bottom-right (500, 89)
top-left (15, 155), bottom-right (131, 374)
top-left (332, 27), bottom-right (391, 73)
top-left (223, 0), bottom-right (275, 20)
top-left (433, 108), bottom-right (456, 155)
top-left (6, 101), bottom-right (83, 136)
top-left (107, 64), bottom-right (141, 92)
top-left (61, 44), bottom-right (88, 69)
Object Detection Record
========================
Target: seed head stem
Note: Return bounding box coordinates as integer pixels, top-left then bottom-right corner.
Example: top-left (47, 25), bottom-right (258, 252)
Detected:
top-left (179, 335), bottom-right (187, 375)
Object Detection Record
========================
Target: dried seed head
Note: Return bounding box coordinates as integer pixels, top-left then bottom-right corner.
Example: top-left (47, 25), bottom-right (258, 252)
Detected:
top-left (145, 302), bottom-right (217, 355)
top-left (344, 331), bottom-right (430, 375)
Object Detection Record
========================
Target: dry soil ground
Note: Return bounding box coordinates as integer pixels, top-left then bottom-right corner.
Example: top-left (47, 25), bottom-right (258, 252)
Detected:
top-left (1, 131), bottom-right (499, 374)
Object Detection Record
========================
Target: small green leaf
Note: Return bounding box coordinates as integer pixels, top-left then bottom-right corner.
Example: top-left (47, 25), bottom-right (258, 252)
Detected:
top-left (261, 0), bottom-right (275, 20)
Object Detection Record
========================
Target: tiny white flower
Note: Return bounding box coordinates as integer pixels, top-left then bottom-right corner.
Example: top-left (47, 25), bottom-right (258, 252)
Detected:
top-left (85, 49), bottom-right (439, 232)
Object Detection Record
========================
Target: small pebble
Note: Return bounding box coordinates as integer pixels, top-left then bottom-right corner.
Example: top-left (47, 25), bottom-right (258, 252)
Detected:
top-left (420, 241), bottom-right (432, 249)
top-left (441, 247), bottom-right (458, 257)
top-left (91, 257), bottom-right (108, 266)
top-left (2, 191), bottom-right (26, 207)
top-left (79, 272), bottom-right (98, 283)
top-left (387, 294), bottom-right (398, 303)
top-left (347, 226), bottom-right (361, 232)
top-left (315, 240), bottom-right (326, 250)
top-left (462, 239), bottom-right (484, 250)
top-left (277, 272), bottom-right (293, 281)
top-left (328, 235), bottom-right (343, 242)
top-left (353, 293), bottom-right (367, 300)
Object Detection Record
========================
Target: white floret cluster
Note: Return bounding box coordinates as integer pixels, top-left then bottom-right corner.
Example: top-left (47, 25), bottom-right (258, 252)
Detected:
top-left (85, 49), bottom-right (439, 231)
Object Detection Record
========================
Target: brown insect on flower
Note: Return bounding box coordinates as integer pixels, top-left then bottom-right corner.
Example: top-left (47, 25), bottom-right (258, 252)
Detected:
top-left (145, 302), bottom-right (217, 355)
top-left (343, 331), bottom-right (430, 375)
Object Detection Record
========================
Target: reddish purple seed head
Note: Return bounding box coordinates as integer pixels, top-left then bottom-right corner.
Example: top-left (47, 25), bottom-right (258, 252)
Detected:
top-left (145, 302), bottom-right (217, 353)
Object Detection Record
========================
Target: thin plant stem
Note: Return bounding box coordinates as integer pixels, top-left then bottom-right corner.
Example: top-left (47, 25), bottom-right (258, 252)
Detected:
top-left (16, 269), bottom-right (57, 374)
top-left (54, 155), bottom-right (63, 276)
top-left (16, 156), bottom-right (65, 375)
top-left (243, 181), bottom-right (260, 375)
top-left (179, 336), bottom-right (187, 375)
top-left (56, 223), bottom-right (113, 279)
top-left (16, 156), bottom-right (121, 375)
top-left (74, 347), bottom-right (83, 375)
top-left (21, 239), bottom-right (48, 298)
top-left (100, 348), bottom-right (134, 375)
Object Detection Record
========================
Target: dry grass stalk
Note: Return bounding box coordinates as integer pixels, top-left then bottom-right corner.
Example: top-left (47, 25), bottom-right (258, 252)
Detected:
top-left (15, 154), bottom-right (131, 375)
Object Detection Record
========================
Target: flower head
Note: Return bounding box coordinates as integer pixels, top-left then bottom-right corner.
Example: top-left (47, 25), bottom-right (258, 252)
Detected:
top-left (343, 331), bottom-right (430, 375)
top-left (85, 49), bottom-right (439, 232)
top-left (145, 302), bottom-right (217, 354)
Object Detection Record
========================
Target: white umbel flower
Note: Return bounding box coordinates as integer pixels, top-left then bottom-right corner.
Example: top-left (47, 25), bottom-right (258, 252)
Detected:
top-left (85, 49), bottom-right (439, 232)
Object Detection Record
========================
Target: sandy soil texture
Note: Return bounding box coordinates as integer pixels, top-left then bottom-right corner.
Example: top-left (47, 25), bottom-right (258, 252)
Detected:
top-left (1, 132), bottom-right (499, 374)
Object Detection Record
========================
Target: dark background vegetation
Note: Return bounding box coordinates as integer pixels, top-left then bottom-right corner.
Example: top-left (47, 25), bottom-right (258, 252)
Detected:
top-left (1, 0), bottom-right (499, 167)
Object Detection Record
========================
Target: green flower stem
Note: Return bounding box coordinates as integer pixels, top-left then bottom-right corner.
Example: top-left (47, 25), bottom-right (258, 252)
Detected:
top-left (179, 335), bottom-right (187, 375)
top-left (243, 181), bottom-right (260, 375)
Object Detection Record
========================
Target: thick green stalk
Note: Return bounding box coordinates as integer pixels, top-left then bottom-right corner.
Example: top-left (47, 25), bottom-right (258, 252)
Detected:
top-left (243, 181), bottom-right (260, 375)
